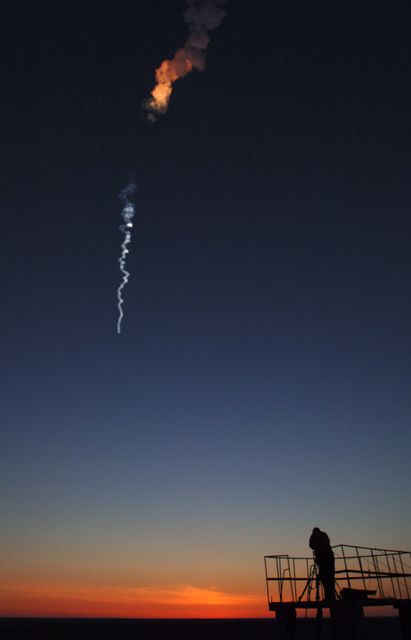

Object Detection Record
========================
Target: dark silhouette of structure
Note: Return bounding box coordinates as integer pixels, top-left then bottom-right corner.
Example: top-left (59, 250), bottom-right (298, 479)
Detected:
top-left (264, 543), bottom-right (411, 639)
top-left (309, 527), bottom-right (335, 601)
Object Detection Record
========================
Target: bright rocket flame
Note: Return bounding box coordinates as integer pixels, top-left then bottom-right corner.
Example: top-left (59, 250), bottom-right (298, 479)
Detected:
top-left (116, 180), bottom-right (137, 334)
top-left (144, 1), bottom-right (227, 119)
top-left (146, 55), bottom-right (194, 114)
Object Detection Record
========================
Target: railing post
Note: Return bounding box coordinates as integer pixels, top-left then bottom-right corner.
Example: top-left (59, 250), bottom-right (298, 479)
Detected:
top-left (264, 556), bottom-right (270, 608)
top-left (341, 545), bottom-right (351, 589)
top-left (370, 548), bottom-right (384, 597)
top-left (355, 546), bottom-right (367, 592)
top-left (398, 553), bottom-right (411, 599)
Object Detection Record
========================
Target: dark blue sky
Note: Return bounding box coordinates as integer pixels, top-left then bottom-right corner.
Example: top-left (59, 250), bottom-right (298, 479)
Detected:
top-left (1, 0), bottom-right (410, 615)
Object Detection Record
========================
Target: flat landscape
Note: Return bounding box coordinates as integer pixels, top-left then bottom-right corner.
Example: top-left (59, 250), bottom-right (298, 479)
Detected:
top-left (0, 617), bottom-right (403, 640)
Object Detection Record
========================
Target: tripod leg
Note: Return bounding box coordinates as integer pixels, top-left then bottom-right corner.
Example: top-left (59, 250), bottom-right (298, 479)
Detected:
top-left (298, 565), bottom-right (317, 602)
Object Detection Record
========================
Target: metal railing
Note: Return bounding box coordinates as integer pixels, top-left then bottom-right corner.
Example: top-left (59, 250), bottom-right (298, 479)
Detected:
top-left (264, 544), bottom-right (411, 608)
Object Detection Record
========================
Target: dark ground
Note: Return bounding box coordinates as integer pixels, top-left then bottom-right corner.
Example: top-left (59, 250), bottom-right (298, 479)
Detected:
top-left (0, 617), bottom-right (403, 640)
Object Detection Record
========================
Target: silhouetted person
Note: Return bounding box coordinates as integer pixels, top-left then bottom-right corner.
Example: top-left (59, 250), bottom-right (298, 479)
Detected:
top-left (309, 527), bottom-right (335, 601)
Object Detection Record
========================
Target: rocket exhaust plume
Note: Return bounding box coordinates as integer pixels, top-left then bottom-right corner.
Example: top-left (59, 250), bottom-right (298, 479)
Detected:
top-left (144, 0), bottom-right (228, 119)
top-left (116, 179), bottom-right (137, 334)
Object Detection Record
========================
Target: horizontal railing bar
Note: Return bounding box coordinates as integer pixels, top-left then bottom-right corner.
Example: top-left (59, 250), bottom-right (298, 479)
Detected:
top-left (264, 547), bottom-right (411, 560)
top-left (264, 556), bottom-right (312, 560)
top-left (265, 548), bottom-right (411, 560)
top-left (268, 598), bottom-right (410, 609)
top-left (331, 545), bottom-right (410, 554)
top-left (266, 577), bottom-right (315, 582)
top-left (267, 573), bottom-right (411, 580)
top-left (334, 570), bottom-right (411, 578)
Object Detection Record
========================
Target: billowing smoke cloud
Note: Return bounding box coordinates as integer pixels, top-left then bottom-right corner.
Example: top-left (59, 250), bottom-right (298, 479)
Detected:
top-left (144, 0), bottom-right (228, 120)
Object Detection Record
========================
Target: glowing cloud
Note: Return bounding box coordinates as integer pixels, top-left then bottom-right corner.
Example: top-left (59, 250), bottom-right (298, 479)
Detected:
top-left (144, 0), bottom-right (228, 119)
top-left (0, 581), bottom-right (265, 618)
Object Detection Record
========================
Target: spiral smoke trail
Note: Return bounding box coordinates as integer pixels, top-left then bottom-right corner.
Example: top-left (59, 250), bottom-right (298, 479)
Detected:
top-left (116, 180), bottom-right (137, 334)
top-left (115, 3), bottom-right (227, 331)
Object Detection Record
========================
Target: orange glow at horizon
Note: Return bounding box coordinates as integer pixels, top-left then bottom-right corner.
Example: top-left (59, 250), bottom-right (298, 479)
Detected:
top-left (0, 581), bottom-right (267, 618)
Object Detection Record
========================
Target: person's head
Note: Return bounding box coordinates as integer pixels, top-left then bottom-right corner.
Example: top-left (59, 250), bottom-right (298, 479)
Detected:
top-left (312, 527), bottom-right (320, 534)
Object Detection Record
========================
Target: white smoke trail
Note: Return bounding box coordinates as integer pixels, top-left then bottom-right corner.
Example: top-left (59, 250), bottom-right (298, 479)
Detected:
top-left (116, 180), bottom-right (137, 334)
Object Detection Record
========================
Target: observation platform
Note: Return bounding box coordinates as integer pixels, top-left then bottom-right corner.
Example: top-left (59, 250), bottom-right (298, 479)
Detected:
top-left (264, 544), bottom-right (411, 638)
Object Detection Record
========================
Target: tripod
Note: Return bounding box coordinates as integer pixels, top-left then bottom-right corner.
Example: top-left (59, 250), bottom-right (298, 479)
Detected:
top-left (299, 563), bottom-right (324, 639)
top-left (299, 562), bottom-right (322, 604)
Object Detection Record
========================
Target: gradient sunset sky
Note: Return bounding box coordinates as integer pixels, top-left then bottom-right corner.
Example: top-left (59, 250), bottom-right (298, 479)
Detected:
top-left (2, 0), bottom-right (410, 618)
